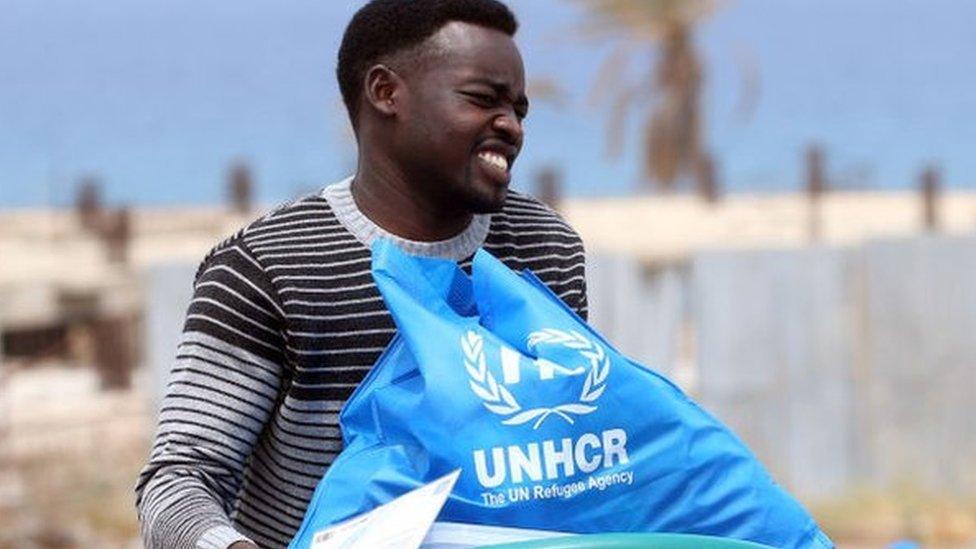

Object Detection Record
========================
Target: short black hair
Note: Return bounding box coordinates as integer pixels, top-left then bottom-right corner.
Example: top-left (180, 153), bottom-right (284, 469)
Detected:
top-left (337, 0), bottom-right (518, 126)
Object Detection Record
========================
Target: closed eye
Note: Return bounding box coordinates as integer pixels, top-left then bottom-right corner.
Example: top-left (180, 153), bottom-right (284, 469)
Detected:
top-left (461, 91), bottom-right (528, 121)
top-left (462, 91), bottom-right (497, 106)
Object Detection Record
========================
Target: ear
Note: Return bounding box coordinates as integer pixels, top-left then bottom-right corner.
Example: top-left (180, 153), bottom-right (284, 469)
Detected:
top-left (363, 64), bottom-right (402, 118)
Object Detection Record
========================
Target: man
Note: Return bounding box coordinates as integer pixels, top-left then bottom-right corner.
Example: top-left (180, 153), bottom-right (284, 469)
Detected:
top-left (136, 1), bottom-right (588, 547)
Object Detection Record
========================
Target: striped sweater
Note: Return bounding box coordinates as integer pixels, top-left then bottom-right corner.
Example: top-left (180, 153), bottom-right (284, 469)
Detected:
top-left (135, 178), bottom-right (588, 549)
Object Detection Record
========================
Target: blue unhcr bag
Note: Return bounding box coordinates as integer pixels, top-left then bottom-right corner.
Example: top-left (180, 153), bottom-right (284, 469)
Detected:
top-left (289, 241), bottom-right (833, 548)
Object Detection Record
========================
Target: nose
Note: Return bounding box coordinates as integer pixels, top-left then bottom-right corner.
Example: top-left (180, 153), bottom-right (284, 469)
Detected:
top-left (492, 110), bottom-right (523, 147)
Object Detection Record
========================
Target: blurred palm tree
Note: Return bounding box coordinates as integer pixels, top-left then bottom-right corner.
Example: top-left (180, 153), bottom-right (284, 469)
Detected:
top-left (574, 0), bottom-right (720, 193)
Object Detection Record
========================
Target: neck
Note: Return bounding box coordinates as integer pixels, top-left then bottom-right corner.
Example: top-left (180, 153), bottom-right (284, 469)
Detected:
top-left (351, 147), bottom-right (472, 242)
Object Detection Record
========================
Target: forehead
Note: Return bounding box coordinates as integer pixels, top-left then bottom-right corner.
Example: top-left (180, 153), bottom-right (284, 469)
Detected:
top-left (420, 21), bottom-right (524, 84)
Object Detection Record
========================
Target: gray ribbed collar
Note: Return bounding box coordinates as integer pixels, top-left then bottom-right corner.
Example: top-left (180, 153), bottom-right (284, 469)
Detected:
top-left (322, 176), bottom-right (490, 261)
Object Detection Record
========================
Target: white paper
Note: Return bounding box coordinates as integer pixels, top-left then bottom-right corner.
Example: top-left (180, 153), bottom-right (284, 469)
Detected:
top-left (310, 470), bottom-right (461, 549)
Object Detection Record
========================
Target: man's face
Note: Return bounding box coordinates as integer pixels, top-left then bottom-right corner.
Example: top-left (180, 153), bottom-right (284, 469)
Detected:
top-left (393, 22), bottom-right (527, 214)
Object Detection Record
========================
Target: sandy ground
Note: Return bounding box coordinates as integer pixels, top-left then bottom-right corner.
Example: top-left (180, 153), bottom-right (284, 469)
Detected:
top-left (0, 364), bottom-right (149, 549)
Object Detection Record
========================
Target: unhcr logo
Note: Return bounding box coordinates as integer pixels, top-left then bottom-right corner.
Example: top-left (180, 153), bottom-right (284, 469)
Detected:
top-left (472, 429), bottom-right (629, 489)
top-left (461, 329), bottom-right (611, 430)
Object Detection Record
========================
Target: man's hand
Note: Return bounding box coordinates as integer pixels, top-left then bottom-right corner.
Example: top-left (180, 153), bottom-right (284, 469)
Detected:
top-left (229, 541), bottom-right (260, 549)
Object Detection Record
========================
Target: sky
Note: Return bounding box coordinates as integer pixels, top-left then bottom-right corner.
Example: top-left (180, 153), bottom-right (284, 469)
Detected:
top-left (1, 0), bottom-right (974, 208)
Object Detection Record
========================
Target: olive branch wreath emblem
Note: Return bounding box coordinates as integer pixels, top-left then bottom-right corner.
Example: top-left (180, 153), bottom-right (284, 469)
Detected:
top-left (461, 329), bottom-right (611, 430)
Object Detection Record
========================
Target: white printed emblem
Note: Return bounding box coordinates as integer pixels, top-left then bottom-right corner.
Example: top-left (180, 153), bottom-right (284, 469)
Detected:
top-left (462, 329), bottom-right (610, 429)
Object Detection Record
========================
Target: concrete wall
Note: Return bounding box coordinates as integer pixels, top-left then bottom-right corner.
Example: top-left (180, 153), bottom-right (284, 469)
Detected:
top-left (690, 235), bottom-right (976, 499)
top-left (143, 263), bottom-right (198, 413)
top-left (856, 236), bottom-right (976, 495)
top-left (587, 253), bottom-right (689, 381)
top-left (692, 247), bottom-right (856, 498)
top-left (586, 235), bottom-right (976, 500)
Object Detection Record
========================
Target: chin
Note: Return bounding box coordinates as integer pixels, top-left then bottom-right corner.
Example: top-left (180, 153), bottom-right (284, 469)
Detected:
top-left (464, 186), bottom-right (508, 214)
top-left (438, 168), bottom-right (509, 214)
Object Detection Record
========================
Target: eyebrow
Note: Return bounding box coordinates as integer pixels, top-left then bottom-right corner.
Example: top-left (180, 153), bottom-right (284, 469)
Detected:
top-left (466, 77), bottom-right (529, 110)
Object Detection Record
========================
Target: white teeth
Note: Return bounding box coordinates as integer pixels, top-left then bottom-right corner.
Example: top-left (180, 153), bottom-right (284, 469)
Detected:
top-left (478, 151), bottom-right (509, 172)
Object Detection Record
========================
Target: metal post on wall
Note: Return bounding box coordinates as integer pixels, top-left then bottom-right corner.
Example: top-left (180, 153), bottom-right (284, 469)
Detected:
top-left (696, 152), bottom-right (720, 204)
top-left (104, 207), bottom-right (131, 264)
top-left (75, 176), bottom-right (103, 233)
top-left (228, 162), bottom-right (254, 215)
top-left (920, 165), bottom-right (941, 232)
top-left (805, 144), bottom-right (827, 242)
top-left (535, 167), bottom-right (563, 212)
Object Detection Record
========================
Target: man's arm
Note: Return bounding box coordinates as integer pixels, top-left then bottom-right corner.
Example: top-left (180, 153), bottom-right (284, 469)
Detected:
top-left (573, 260), bottom-right (589, 322)
top-left (553, 230), bottom-right (589, 322)
top-left (136, 241), bottom-right (287, 549)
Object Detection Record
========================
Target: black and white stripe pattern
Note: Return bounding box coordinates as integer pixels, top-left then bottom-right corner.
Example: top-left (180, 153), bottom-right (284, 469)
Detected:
top-left (136, 189), bottom-right (588, 548)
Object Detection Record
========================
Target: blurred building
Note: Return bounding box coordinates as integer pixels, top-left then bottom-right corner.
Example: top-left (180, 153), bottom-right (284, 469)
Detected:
top-left (3, 188), bottom-right (975, 381)
top-left (0, 208), bottom-right (252, 387)
top-left (563, 189), bottom-right (976, 263)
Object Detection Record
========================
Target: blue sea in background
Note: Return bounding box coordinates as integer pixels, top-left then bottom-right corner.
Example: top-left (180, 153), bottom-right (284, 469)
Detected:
top-left (1, 0), bottom-right (974, 208)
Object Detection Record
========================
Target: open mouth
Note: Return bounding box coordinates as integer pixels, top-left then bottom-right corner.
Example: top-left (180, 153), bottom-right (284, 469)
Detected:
top-left (477, 151), bottom-right (509, 173)
top-left (475, 150), bottom-right (512, 185)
